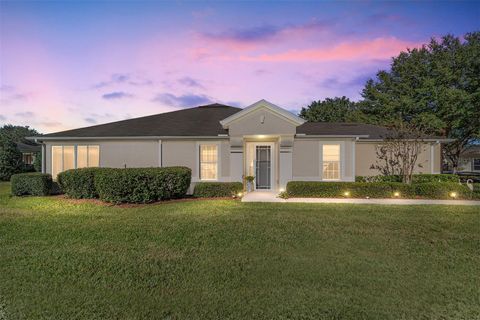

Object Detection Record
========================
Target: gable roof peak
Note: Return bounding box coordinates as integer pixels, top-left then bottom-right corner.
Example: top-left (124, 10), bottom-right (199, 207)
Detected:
top-left (220, 99), bottom-right (306, 128)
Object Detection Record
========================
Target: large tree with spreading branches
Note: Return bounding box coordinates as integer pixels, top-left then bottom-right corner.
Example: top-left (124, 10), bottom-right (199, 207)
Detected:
top-left (360, 32), bottom-right (480, 171)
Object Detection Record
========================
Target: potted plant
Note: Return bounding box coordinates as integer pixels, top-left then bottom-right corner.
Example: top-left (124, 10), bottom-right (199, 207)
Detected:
top-left (245, 176), bottom-right (255, 192)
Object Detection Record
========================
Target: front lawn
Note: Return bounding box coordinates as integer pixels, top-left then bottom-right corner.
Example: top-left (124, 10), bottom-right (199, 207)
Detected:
top-left (0, 182), bottom-right (479, 319)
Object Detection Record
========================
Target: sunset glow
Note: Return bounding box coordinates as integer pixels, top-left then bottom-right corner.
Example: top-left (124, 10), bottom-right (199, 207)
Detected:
top-left (1, 1), bottom-right (478, 133)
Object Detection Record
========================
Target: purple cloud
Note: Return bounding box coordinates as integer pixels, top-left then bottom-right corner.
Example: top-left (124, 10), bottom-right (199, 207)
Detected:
top-left (39, 121), bottom-right (62, 128)
top-left (102, 92), bottom-right (134, 100)
top-left (0, 85), bottom-right (15, 92)
top-left (84, 117), bottom-right (97, 124)
top-left (93, 73), bottom-right (152, 89)
top-left (203, 25), bottom-right (281, 43)
top-left (178, 77), bottom-right (204, 88)
top-left (201, 20), bottom-right (332, 43)
top-left (15, 111), bottom-right (34, 118)
top-left (152, 93), bottom-right (213, 107)
top-left (0, 115), bottom-right (6, 121)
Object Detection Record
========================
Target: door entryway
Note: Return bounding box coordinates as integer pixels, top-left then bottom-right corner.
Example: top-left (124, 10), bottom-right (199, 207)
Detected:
top-left (255, 145), bottom-right (271, 189)
top-left (245, 142), bottom-right (275, 191)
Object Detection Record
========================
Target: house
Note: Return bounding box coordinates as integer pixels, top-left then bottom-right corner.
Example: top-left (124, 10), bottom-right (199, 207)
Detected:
top-left (457, 145), bottom-right (480, 172)
top-left (29, 99), bottom-right (447, 192)
top-left (15, 142), bottom-right (41, 165)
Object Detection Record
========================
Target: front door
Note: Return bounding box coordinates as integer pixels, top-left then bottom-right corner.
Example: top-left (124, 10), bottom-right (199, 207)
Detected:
top-left (255, 145), bottom-right (272, 190)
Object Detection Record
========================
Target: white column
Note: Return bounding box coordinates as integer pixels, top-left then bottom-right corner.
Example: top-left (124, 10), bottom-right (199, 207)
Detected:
top-left (158, 140), bottom-right (162, 167)
top-left (279, 136), bottom-right (294, 191)
top-left (229, 136), bottom-right (243, 183)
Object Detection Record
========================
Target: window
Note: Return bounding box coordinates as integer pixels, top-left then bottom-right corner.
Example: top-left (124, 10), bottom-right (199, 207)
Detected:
top-left (51, 145), bottom-right (99, 179)
top-left (323, 144), bottom-right (340, 180)
top-left (473, 159), bottom-right (480, 171)
top-left (199, 144), bottom-right (218, 180)
top-left (77, 146), bottom-right (100, 168)
top-left (22, 153), bottom-right (34, 165)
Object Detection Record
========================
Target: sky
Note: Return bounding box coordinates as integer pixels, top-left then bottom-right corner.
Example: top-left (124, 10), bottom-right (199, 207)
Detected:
top-left (0, 1), bottom-right (479, 133)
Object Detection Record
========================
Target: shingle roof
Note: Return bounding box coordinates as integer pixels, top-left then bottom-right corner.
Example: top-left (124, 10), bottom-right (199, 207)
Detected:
top-left (41, 104), bottom-right (242, 138)
top-left (15, 142), bottom-right (41, 153)
top-left (38, 103), bottom-right (441, 139)
top-left (297, 122), bottom-right (391, 139)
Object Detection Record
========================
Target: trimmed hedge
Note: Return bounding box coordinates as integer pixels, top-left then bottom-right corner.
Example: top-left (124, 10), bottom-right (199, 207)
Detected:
top-left (356, 174), bottom-right (459, 183)
top-left (94, 167), bottom-right (191, 203)
top-left (193, 182), bottom-right (243, 198)
top-left (11, 173), bottom-right (52, 196)
top-left (57, 168), bottom-right (102, 199)
top-left (286, 181), bottom-right (475, 200)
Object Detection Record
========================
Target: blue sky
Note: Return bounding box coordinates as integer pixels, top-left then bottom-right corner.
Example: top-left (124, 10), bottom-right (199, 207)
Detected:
top-left (1, 0), bottom-right (479, 132)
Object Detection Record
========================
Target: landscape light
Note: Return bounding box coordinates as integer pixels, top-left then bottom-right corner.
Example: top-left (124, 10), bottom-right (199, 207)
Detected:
top-left (343, 191), bottom-right (350, 197)
top-left (449, 192), bottom-right (457, 198)
top-left (279, 188), bottom-right (285, 192)
top-left (393, 191), bottom-right (400, 197)
top-left (237, 192), bottom-right (243, 197)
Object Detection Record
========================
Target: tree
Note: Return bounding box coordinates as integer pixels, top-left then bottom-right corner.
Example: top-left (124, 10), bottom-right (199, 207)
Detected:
top-left (370, 122), bottom-right (427, 184)
top-left (0, 125), bottom-right (39, 146)
top-left (361, 32), bottom-right (480, 171)
top-left (0, 140), bottom-right (24, 181)
top-left (299, 97), bottom-right (368, 122)
top-left (0, 124), bottom-right (42, 173)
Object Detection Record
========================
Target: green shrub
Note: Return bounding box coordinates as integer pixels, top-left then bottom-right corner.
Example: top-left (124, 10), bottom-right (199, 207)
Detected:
top-left (0, 141), bottom-right (23, 181)
top-left (355, 175), bottom-right (402, 183)
top-left (94, 167), bottom-right (191, 204)
top-left (412, 174), bottom-right (459, 183)
top-left (11, 172), bottom-right (52, 196)
top-left (286, 181), bottom-right (472, 200)
top-left (57, 168), bottom-right (102, 199)
top-left (356, 174), bottom-right (459, 183)
top-left (193, 182), bottom-right (243, 198)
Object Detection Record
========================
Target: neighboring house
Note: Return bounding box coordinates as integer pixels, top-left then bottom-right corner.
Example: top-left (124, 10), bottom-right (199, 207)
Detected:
top-left (15, 142), bottom-right (41, 165)
top-left (457, 145), bottom-right (480, 172)
top-left (29, 100), bottom-right (447, 192)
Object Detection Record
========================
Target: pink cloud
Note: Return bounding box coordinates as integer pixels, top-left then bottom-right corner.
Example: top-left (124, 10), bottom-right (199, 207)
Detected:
top-left (241, 37), bottom-right (422, 62)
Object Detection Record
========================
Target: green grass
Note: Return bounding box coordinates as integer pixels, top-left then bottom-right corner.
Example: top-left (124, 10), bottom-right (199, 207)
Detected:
top-left (0, 182), bottom-right (479, 320)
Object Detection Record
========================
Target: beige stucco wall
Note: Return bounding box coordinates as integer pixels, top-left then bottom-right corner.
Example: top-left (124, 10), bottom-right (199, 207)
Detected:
top-left (292, 138), bottom-right (355, 181)
top-left (355, 142), bottom-right (440, 176)
top-left (162, 140), bottom-right (230, 181)
top-left (44, 139), bottom-right (231, 183)
top-left (228, 107), bottom-right (297, 136)
top-left (44, 140), bottom-right (160, 174)
top-left (292, 140), bottom-right (319, 178)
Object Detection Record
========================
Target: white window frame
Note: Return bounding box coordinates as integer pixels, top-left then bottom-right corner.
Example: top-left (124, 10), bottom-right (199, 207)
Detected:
top-left (76, 145), bottom-right (100, 168)
top-left (319, 141), bottom-right (345, 181)
top-left (473, 158), bottom-right (480, 171)
top-left (197, 142), bottom-right (220, 181)
top-left (51, 145), bottom-right (100, 179)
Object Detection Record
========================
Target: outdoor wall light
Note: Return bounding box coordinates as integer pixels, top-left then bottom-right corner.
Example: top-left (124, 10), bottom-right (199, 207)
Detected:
top-left (393, 191), bottom-right (400, 197)
top-left (343, 191), bottom-right (350, 197)
top-left (449, 192), bottom-right (457, 198)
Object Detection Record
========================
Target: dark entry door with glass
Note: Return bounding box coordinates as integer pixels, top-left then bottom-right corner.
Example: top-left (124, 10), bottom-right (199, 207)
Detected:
top-left (255, 145), bottom-right (271, 189)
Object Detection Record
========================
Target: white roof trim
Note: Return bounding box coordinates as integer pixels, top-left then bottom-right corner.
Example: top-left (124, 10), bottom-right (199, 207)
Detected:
top-left (27, 136), bottom-right (230, 141)
top-left (219, 99), bottom-right (306, 128)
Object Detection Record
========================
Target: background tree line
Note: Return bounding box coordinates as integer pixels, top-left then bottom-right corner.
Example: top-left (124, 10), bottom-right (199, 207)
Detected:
top-left (0, 125), bottom-right (41, 180)
top-left (300, 32), bottom-right (480, 172)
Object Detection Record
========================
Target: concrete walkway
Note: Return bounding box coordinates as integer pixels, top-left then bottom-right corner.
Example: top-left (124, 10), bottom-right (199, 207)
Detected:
top-left (241, 191), bottom-right (480, 206)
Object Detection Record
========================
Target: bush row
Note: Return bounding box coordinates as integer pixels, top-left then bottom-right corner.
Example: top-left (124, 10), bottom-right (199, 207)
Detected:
top-left (193, 182), bottom-right (243, 198)
top-left (56, 167), bottom-right (191, 203)
top-left (94, 167), bottom-right (191, 203)
top-left (57, 168), bottom-right (101, 199)
top-left (11, 173), bottom-right (52, 196)
top-left (355, 174), bottom-right (459, 183)
top-left (286, 181), bottom-right (476, 200)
